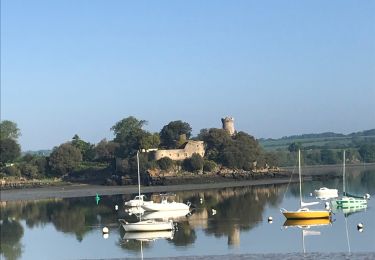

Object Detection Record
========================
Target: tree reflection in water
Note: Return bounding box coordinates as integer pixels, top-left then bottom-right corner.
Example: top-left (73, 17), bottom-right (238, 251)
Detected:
top-left (0, 219), bottom-right (24, 260)
top-left (1, 168), bottom-right (374, 258)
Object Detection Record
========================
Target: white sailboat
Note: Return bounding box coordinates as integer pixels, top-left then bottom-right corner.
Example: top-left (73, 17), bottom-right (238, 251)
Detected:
top-left (331, 150), bottom-right (368, 208)
top-left (281, 150), bottom-right (331, 219)
top-left (124, 151), bottom-right (153, 207)
top-left (120, 151), bottom-right (175, 232)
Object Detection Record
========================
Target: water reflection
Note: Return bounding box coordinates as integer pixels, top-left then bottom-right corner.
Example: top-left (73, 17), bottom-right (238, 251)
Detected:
top-left (283, 220), bottom-right (331, 254)
top-left (1, 167), bottom-right (374, 259)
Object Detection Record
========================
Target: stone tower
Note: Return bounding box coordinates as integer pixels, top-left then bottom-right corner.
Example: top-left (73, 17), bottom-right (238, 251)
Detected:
top-left (221, 116), bottom-right (235, 136)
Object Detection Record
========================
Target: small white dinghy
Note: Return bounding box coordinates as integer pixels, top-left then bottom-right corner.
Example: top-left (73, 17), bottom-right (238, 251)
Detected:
top-left (119, 219), bottom-right (174, 232)
top-left (314, 187), bottom-right (338, 200)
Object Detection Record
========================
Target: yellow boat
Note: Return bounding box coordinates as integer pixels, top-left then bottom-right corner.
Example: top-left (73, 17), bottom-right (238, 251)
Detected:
top-left (281, 150), bottom-right (331, 220)
top-left (283, 209), bottom-right (330, 219)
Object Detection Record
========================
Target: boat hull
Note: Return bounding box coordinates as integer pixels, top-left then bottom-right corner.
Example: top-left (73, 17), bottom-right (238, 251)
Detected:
top-left (283, 211), bottom-right (330, 219)
top-left (314, 188), bottom-right (338, 199)
top-left (142, 202), bottom-right (189, 211)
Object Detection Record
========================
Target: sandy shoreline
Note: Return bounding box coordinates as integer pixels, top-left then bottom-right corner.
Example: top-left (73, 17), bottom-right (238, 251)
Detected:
top-left (0, 177), bottom-right (296, 202)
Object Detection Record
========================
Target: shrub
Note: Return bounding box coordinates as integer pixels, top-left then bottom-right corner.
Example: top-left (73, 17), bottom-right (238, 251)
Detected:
top-left (183, 153), bottom-right (204, 172)
top-left (203, 160), bottom-right (217, 172)
top-left (157, 157), bottom-right (174, 171)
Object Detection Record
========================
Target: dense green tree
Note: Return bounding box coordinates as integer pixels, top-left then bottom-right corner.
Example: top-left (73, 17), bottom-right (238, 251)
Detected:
top-left (160, 120), bottom-right (192, 149)
top-left (197, 128), bottom-right (231, 161)
top-left (139, 132), bottom-right (160, 150)
top-left (94, 139), bottom-right (118, 162)
top-left (0, 120), bottom-right (21, 140)
top-left (0, 138), bottom-right (21, 164)
top-left (111, 116), bottom-right (151, 157)
top-left (49, 143), bottom-right (82, 176)
top-left (19, 163), bottom-right (40, 179)
top-left (71, 135), bottom-right (95, 161)
top-left (359, 143), bottom-right (375, 163)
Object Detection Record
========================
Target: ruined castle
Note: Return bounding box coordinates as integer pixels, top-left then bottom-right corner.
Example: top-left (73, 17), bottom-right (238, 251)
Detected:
top-left (153, 116), bottom-right (235, 161)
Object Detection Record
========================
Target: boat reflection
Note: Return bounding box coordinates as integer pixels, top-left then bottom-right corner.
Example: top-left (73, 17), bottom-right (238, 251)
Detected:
top-left (143, 209), bottom-right (191, 221)
top-left (283, 218), bottom-right (332, 253)
top-left (331, 204), bottom-right (367, 215)
top-left (283, 218), bottom-right (332, 228)
top-left (122, 230), bottom-right (174, 241)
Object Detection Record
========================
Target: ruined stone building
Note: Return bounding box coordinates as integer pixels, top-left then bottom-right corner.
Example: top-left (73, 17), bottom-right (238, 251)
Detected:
top-left (153, 140), bottom-right (205, 161)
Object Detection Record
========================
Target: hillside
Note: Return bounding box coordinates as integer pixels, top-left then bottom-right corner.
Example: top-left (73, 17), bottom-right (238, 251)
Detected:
top-left (259, 129), bottom-right (375, 151)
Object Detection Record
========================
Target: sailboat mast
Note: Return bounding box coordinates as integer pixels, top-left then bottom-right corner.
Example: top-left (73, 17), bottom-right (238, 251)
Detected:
top-left (137, 151), bottom-right (141, 198)
top-left (299, 149), bottom-right (302, 208)
top-left (343, 150), bottom-right (346, 195)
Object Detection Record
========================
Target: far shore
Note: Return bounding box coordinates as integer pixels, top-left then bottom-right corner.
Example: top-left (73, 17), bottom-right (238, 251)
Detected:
top-left (1, 163), bottom-right (374, 202)
top-left (1, 177), bottom-right (297, 202)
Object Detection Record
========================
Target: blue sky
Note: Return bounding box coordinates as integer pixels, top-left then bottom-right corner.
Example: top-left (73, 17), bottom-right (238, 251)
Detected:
top-left (1, 0), bottom-right (375, 151)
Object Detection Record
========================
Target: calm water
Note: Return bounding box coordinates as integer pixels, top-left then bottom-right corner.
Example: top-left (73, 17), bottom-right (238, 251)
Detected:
top-left (1, 167), bottom-right (374, 259)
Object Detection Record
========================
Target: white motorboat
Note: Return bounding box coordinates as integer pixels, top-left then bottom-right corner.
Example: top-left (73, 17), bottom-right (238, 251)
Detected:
top-left (122, 230), bottom-right (174, 241)
top-left (119, 219), bottom-right (174, 232)
top-left (125, 195), bottom-right (154, 207)
top-left (314, 187), bottom-right (338, 200)
top-left (143, 209), bottom-right (191, 220)
top-left (142, 198), bottom-right (190, 212)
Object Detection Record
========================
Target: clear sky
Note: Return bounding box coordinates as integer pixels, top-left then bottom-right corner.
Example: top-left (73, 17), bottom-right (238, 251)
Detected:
top-left (1, 0), bottom-right (375, 151)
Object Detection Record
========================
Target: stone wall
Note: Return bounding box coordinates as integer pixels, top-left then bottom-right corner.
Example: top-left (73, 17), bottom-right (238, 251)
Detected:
top-left (154, 140), bottom-right (205, 161)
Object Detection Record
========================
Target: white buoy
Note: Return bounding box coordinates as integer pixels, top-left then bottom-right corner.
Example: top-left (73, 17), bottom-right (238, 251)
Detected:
top-left (364, 193), bottom-right (370, 199)
top-left (325, 202), bottom-right (330, 210)
top-left (103, 233), bottom-right (109, 239)
top-left (102, 227), bottom-right (109, 234)
top-left (212, 209), bottom-right (216, 215)
top-left (358, 228), bottom-right (363, 233)
top-left (310, 193), bottom-right (313, 196)
top-left (268, 216), bottom-right (273, 223)
top-left (200, 198), bottom-right (203, 204)
top-left (357, 223), bottom-right (363, 229)
top-left (115, 205), bottom-right (119, 211)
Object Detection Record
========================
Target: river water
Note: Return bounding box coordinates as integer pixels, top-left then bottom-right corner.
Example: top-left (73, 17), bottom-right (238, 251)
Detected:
top-left (1, 167), bottom-right (374, 259)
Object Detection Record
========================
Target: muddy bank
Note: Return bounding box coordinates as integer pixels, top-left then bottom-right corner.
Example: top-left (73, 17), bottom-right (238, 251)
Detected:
top-left (0, 176), bottom-right (297, 202)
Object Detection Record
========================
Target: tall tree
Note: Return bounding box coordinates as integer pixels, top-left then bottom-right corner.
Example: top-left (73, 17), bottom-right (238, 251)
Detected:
top-left (111, 116), bottom-right (148, 157)
top-left (0, 120), bottom-right (21, 140)
top-left (0, 138), bottom-right (21, 164)
top-left (71, 135), bottom-right (95, 161)
top-left (160, 120), bottom-right (192, 149)
top-left (49, 143), bottom-right (82, 176)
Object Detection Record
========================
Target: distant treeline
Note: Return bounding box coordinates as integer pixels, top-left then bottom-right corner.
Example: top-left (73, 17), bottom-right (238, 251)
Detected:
top-left (260, 129), bottom-right (375, 166)
top-left (1, 118), bottom-right (375, 183)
